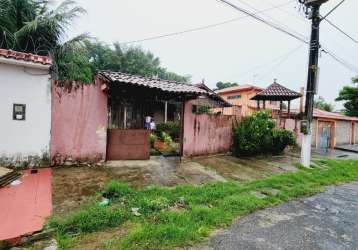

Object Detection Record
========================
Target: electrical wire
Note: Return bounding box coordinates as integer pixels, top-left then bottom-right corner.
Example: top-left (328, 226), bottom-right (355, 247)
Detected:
top-left (320, 0), bottom-right (346, 21)
top-left (217, 0), bottom-right (358, 74)
top-left (118, 0), bottom-right (295, 45)
top-left (323, 18), bottom-right (358, 45)
top-left (224, 44), bottom-right (304, 80)
top-left (217, 0), bottom-right (308, 43)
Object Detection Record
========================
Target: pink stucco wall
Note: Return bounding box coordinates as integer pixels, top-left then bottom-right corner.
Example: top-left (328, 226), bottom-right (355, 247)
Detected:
top-left (51, 79), bottom-right (108, 163)
top-left (182, 100), bottom-right (236, 157)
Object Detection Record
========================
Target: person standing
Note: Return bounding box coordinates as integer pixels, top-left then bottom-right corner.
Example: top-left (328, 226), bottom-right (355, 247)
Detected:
top-left (144, 115), bottom-right (151, 130)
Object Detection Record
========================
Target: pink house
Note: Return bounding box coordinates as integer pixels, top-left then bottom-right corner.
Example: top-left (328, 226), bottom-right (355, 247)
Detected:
top-left (50, 71), bottom-right (236, 164)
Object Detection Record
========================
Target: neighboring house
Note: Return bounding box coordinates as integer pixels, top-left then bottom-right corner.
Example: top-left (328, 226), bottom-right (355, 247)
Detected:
top-left (284, 108), bottom-right (358, 150)
top-left (0, 49), bottom-right (52, 166)
top-left (216, 84), bottom-right (280, 116)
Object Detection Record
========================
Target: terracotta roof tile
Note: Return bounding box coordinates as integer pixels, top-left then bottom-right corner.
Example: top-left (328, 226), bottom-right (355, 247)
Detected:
top-left (0, 49), bottom-right (52, 65)
top-left (251, 82), bottom-right (302, 101)
top-left (313, 109), bottom-right (358, 121)
top-left (98, 71), bottom-right (208, 95)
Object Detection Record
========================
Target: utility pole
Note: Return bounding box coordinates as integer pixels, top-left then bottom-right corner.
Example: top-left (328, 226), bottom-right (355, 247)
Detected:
top-left (300, 0), bottom-right (329, 167)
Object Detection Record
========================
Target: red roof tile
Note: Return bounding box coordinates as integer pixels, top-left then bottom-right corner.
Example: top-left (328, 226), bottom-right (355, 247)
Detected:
top-left (313, 109), bottom-right (358, 121)
top-left (98, 71), bottom-right (208, 95)
top-left (0, 49), bottom-right (52, 65)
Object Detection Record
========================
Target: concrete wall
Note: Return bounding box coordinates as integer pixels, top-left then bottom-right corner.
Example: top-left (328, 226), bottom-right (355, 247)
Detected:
top-left (335, 120), bottom-right (351, 146)
top-left (51, 79), bottom-right (108, 164)
top-left (182, 100), bottom-right (235, 157)
top-left (0, 62), bottom-right (51, 164)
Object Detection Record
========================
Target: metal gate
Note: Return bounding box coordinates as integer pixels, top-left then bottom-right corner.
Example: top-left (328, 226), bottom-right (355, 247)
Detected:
top-left (107, 129), bottom-right (150, 160)
top-left (317, 122), bottom-right (332, 151)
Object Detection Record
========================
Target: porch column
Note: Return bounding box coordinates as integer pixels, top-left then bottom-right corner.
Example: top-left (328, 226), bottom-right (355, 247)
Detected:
top-left (123, 106), bottom-right (127, 129)
top-left (263, 100), bottom-right (266, 109)
top-left (164, 101), bottom-right (168, 123)
top-left (288, 100), bottom-right (291, 119)
top-left (257, 100), bottom-right (260, 110)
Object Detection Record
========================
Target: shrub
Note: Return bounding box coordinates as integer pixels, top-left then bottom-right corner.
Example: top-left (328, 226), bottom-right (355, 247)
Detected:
top-left (271, 128), bottom-right (296, 154)
top-left (103, 180), bottom-right (133, 199)
top-left (233, 111), bottom-right (275, 156)
top-left (149, 133), bottom-right (157, 148)
top-left (156, 122), bottom-right (180, 140)
top-left (161, 132), bottom-right (173, 145)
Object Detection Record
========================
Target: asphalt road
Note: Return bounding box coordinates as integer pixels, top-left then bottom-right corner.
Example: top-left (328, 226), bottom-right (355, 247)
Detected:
top-left (208, 182), bottom-right (358, 250)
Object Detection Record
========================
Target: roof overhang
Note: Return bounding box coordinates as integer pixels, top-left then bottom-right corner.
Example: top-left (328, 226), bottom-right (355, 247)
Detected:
top-left (0, 57), bottom-right (51, 70)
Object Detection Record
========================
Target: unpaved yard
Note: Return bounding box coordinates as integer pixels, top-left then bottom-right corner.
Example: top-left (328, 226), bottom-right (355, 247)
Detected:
top-left (194, 154), bottom-right (298, 182)
top-left (52, 166), bottom-right (113, 216)
top-left (52, 154), bottom-right (299, 215)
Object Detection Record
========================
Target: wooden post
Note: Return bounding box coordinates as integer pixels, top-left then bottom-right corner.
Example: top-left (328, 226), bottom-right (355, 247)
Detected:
top-left (288, 100), bottom-right (291, 119)
top-left (123, 106), bottom-right (127, 129)
top-left (179, 99), bottom-right (186, 158)
top-left (257, 100), bottom-right (260, 110)
top-left (164, 101), bottom-right (168, 123)
top-left (263, 100), bottom-right (266, 109)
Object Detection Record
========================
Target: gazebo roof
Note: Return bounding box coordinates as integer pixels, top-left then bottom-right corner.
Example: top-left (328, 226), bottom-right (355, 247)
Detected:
top-left (251, 82), bottom-right (302, 101)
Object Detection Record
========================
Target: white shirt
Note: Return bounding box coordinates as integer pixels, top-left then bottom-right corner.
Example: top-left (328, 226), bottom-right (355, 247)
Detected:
top-left (145, 116), bottom-right (151, 123)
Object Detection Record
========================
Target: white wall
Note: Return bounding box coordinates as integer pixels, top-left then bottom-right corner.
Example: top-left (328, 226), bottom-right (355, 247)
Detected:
top-left (0, 62), bottom-right (51, 160)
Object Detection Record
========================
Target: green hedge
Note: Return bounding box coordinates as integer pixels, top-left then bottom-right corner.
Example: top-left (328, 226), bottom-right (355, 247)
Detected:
top-left (233, 111), bottom-right (296, 156)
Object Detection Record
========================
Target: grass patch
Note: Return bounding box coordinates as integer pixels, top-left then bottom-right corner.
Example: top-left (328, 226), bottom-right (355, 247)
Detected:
top-left (49, 159), bottom-right (358, 249)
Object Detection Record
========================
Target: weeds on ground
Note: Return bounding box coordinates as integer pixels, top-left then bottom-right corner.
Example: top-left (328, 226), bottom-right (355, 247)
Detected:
top-left (48, 160), bottom-right (358, 249)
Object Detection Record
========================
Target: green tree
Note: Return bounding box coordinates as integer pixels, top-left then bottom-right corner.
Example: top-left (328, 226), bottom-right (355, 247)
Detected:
top-left (85, 41), bottom-right (190, 82)
top-left (314, 96), bottom-right (334, 112)
top-left (0, 0), bottom-right (89, 81)
top-left (336, 77), bottom-right (358, 117)
top-left (215, 81), bottom-right (238, 90)
top-left (0, 0), bottom-right (189, 82)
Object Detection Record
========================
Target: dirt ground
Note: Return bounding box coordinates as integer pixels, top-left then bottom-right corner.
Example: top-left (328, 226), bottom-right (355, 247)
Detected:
top-left (194, 154), bottom-right (298, 182)
top-left (52, 166), bottom-right (113, 216)
top-left (52, 154), bottom-right (299, 215)
top-left (105, 156), bottom-right (225, 187)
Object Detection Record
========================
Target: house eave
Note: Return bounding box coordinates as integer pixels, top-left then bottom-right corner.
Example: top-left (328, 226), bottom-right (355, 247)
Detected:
top-left (0, 57), bottom-right (51, 70)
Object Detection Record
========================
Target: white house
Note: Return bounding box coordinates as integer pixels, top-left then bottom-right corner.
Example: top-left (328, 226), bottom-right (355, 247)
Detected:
top-left (0, 49), bottom-right (52, 166)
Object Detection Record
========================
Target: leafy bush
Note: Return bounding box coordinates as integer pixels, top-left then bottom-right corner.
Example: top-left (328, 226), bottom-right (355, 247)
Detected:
top-left (233, 111), bottom-right (295, 156)
top-left (195, 105), bottom-right (212, 114)
top-left (271, 128), bottom-right (296, 154)
top-left (233, 111), bottom-right (275, 156)
top-left (103, 181), bottom-right (133, 199)
top-left (161, 132), bottom-right (173, 145)
top-left (149, 133), bottom-right (157, 148)
top-left (156, 122), bottom-right (180, 139)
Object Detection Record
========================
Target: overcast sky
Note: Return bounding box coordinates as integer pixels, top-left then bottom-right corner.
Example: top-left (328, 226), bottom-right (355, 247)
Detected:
top-left (65, 0), bottom-right (358, 109)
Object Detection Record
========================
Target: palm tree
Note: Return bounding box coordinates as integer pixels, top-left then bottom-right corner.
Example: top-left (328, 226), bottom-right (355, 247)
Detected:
top-left (0, 0), bottom-right (89, 80)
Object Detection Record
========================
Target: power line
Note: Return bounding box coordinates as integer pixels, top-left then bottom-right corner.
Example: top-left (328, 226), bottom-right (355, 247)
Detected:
top-left (217, 0), bottom-right (358, 74)
top-left (323, 18), bottom-right (358, 45)
top-left (321, 0), bottom-right (346, 21)
top-left (119, 1), bottom-right (295, 45)
top-left (256, 44), bottom-right (305, 80)
top-left (225, 44), bottom-right (304, 80)
top-left (217, 0), bottom-right (308, 43)
top-left (234, 0), bottom-right (307, 40)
